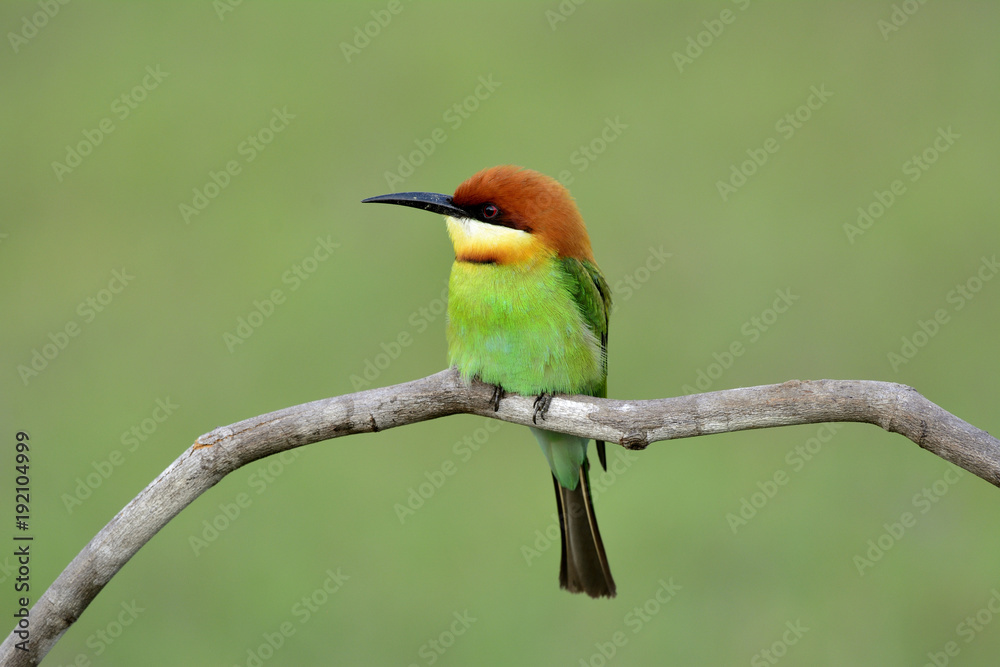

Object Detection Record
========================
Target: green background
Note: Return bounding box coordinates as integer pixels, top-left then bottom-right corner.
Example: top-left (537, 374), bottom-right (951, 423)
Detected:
top-left (3, 2), bottom-right (999, 665)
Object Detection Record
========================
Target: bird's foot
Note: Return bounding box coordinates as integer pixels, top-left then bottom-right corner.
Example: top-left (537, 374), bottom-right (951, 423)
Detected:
top-left (533, 393), bottom-right (553, 424)
top-left (489, 384), bottom-right (505, 412)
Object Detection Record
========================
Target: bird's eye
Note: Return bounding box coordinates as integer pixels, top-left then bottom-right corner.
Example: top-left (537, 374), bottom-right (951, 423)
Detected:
top-left (482, 203), bottom-right (500, 219)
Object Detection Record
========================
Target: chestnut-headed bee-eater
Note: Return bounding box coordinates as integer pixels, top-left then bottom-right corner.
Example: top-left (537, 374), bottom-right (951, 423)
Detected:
top-left (363, 165), bottom-right (615, 598)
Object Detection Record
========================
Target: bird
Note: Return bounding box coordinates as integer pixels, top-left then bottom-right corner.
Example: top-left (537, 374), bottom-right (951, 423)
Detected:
top-left (363, 165), bottom-right (615, 598)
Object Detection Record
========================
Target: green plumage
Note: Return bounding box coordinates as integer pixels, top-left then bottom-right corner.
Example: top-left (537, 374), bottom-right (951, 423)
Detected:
top-left (447, 254), bottom-right (611, 490)
top-left (362, 168), bottom-right (617, 597)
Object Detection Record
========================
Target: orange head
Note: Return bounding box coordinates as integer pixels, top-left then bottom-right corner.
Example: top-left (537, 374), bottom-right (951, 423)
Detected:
top-left (362, 165), bottom-right (594, 265)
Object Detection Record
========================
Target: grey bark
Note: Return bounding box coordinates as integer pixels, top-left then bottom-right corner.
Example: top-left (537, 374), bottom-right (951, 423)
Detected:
top-left (3, 369), bottom-right (997, 665)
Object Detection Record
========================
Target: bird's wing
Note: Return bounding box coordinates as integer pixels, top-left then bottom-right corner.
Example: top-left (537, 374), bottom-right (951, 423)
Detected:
top-left (559, 257), bottom-right (612, 468)
top-left (559, 257), bottom-right (611, 397)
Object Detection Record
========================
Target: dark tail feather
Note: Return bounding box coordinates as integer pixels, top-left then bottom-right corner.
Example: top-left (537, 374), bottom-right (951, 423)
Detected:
top-left (553, 460), bottom-right (616, 598)
top-left (596, 441), bottom-right (608, 471)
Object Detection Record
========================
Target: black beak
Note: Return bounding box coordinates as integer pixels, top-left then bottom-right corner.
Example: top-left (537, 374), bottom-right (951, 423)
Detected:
top-left (361, 192), bottom-right (467, 218)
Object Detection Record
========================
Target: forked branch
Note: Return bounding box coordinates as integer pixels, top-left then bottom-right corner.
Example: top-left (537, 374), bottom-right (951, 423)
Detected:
top-left (3, 369), bottom-right (997, 665)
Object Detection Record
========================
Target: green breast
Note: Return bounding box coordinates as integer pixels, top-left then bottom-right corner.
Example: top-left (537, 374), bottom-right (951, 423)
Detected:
top-left (446, 257), bottom-right (604, 396)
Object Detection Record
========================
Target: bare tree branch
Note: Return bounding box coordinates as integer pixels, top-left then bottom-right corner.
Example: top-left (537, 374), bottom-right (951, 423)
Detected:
top-left (3, 369), bottom-right (998, 665)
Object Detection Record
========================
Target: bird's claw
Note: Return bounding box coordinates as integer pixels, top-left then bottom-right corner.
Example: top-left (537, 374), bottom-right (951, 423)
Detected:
top-left (533, 393), bottom-right (553, 424)
top-left (489, 384), bottom-right (505, 412)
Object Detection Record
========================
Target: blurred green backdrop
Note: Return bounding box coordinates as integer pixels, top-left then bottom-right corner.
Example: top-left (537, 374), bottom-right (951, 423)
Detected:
top-left (3, 2), bottom-right (999, 665)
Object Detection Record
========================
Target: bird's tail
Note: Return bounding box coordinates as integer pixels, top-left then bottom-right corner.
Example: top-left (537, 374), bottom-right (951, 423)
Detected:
top-left (552, 459), bottom-right (616, 598)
